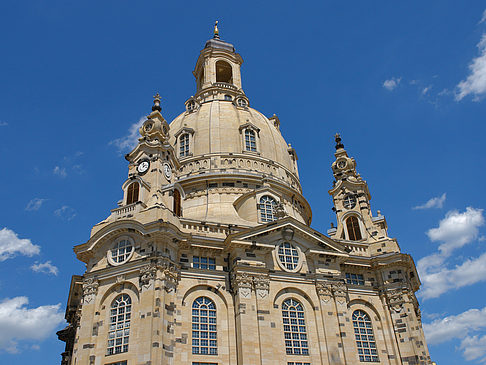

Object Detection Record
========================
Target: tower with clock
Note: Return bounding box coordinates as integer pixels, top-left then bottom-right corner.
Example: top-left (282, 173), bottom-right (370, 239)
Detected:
top-left (57, 24), bottom-right (433, 365)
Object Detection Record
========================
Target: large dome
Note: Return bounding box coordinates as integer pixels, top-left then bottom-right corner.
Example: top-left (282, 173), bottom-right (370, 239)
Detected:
top-left (169, 100), bottom-right (296, 174)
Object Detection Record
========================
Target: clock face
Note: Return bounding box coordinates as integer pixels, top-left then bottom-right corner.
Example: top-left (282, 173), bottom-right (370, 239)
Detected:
top-left (343, 194), bottom-right (357, 209)
top-left (137, 160), bottom-right (150, 175)
top-left (163, 163), bottom-right (172, 180)
top-left (337, 160), bottom-right (346, 169)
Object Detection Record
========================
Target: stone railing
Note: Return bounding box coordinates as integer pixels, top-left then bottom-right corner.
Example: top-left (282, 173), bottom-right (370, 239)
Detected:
top-left (177, 153), bottom-right (302, 192)
top-left (344, 242), bottom-right (369, 256)
top-left (213, 82), bottom-right (237, 91)
top-left (111, 202), bottom-right (145, 217)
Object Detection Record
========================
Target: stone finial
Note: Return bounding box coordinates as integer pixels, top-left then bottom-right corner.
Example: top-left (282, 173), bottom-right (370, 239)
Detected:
top-left (213, 20), bottom-right (220, 39)
top-left (335, 133), bottom-right (344, 150)
top-left (152, 92), bottom-right (162, 112)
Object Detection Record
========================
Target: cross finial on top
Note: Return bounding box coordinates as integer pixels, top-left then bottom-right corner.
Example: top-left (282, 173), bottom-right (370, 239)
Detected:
top-left (335, 133), bottom-right (344, 150)
top-left (152, 92), bottom-right (161, 112)
top-left (214, 20), bottom-right (220, 39)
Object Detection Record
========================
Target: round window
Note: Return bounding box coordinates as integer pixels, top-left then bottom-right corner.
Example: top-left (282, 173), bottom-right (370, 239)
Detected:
top-left (343, 194), bottom-right (357, 209)
top-left (108, 237), bottom-right (134, 265)
top-left (277, 242), bottom-right (301, 271)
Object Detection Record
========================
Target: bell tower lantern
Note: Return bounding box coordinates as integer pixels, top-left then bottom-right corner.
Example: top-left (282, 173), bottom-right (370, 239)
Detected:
top-left (193, 21), bottom-right (244, 93)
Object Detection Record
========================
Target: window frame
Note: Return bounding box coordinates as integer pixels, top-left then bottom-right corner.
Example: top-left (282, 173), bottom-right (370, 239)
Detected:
top-left (275, 242), bottom-right (303, 273)
top-left (352, 309), bottom-right (379, 363)
top-left (107, 236), bottom-right (135, 266)
top-left (107, 294), bottom-right (132, 356)
top-left (126, 181), bottom-right (139, 205)
top-left (258, 195), bottom-right (277, 223)
top-left (346, 216), bottom-right (363, 241)
top-left (192, 297), bottom-right (218, 356)
top-left (193, 256), bottom-right (216, 270)
top-left (281, 298), bottom-right (310, 356)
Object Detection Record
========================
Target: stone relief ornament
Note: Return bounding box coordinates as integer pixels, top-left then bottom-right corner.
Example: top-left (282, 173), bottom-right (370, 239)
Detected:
top-left (82, 277), bottom-right (99, 303)
top-left (315, 281), bottom-right (333, 303)
top-left (232, 272), bottom-right (253, 299)
top-left (157, 258), bottom-right (180, 292)
top-left (253, 274), bottom-right (270, 298)
top-left (139, 263), bottom-right (157, 289)
top-left (332, 282), bottom-right (348, 305)
top-left (386, 289), bottom-right (405, 313)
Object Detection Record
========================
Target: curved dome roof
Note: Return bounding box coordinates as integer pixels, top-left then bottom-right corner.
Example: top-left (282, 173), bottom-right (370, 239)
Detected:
top-left (169, 100), bottom-right (296, 174)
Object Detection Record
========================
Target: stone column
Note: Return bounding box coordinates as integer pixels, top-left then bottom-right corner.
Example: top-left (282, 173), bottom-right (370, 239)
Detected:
top-left (231, 271), bottom-right (261, 365)
top-left (253, 274), bottom-right (271, 365)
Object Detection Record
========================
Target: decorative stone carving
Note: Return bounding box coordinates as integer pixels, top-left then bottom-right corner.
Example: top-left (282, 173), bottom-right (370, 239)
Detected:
top-left (315, 281), bottom-right (333, 303)
top-left (253, 274), bottom-right (270, 298)
top-left (116, 274), bottom-right (126, 283)
top-left (232, 272), bottom-right (253, 299)
top-left (82, 278), bottom-right (99, 304)
top-left (139, 263), bottom-right (157, 289)
top-left (332, 282), bottom-right (348, 305)
top-left (386, 289), bottom-right (406, 313)
top-left (157, 258), bottom-right (180, 292)
top-left (274, 202), bottom-right (287, 219)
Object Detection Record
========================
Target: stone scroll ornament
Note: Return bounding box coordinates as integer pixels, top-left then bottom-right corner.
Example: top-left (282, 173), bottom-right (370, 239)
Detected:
top-left (158, 258), bottom-right (180, 292)
top-left (82, 277), bottom-right (99, 304)
top-left (386, 289), bottom-right (406, 313)
top-left (253, 274), bottom-right (270, 299)
top-left (231, 272), bottom-right (253, 299)
top-left (332, 282), bottom-right (348, 305)
top-left (315, 282), bottom-right (333, 303)
top-left (139, 263), bottom-right (157, 289)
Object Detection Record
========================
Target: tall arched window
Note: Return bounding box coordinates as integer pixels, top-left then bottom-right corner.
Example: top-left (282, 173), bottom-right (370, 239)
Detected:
top-left (107, 294), bottom-right (131, 355)
top-left (282, 298), bottom-right (309, 355)
top-left (215, 60), bottom-right (233, 83)
top-left (259, 196), bottom-right (277, 222)
top-left (180, 133), bottom-right (190, 157)
top-left (244, 129), bottom-right (257, 152)
top-left (346, 216), bottom-right (362, 241)
top-left (192, 297), bottom-right (217, 355)
top-left (352, 310), bottom-right (378, 362)
top-left (173, 189), bottom-right (182, 216)
top-left (126, 182), bottom-right (139, 205)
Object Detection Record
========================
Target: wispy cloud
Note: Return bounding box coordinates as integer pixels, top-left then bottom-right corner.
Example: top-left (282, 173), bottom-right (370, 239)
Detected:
top-left (0, 228), bottom-right (40, 262)
top-left (422, 86), bottom-right (432, 95)
top-left (383, 77), bottom-right (401, 91)
top-left (53, 166), bottom-right (67, 178)
top-left (54, 206), bottom-right (76, 221)
top-left (423, 306), bottom-right (486, 362)
top-left (25, 198), bottom-right (47, 212)
top-left (456, 34), bottom-right (486, 101)
top-left (417, 207), bottom-right (485, 299)
top-left (413, 193), bottom-right (446, 210)
top-left (0, 121), bottom-right (7, 127)
top-left (109, 117), bottom-right (145, 152)
top-left (30, 261), bottom-right (59, 276)
top-left (0, 297), bottom-right (64, 353)
top-left (480, 9), bottom-right (486, 24)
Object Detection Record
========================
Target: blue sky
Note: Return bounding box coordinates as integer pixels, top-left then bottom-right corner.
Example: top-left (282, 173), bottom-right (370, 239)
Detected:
top-left (1, 1), bottom-right (486, 364)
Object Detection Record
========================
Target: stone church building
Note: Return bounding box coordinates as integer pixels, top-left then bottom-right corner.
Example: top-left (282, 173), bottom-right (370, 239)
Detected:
top-left (58, 25), bottom-right (433, 365)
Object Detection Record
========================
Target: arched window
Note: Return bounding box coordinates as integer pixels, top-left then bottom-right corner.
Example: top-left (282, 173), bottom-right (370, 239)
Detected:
top-left (352, 310), bottom-right (378, 362)
top-left (245, 129), bottom-right (256, 152)
top-left (126, 182), bottom-right (139, 205)
top-left (282, 298), bottom-right (309, 355)
top-left (346, 216), bottom-right (362, 241)
top-left (107, 294), bottom-right (131, 355)
top-left (187, 100), bottom-right (196, 112)
top-left (192, 297), bottom-right (217, 355)
top-left (179, 133), bottom-right (190, 157)
top-left (237, 98), bottom-right (247, 107)
top-left (215, 60), bottom-right (232, 83)
top-left (259, 196), bottom-right (277, 222)
top-left (173, 189), bottom-right (182, 217)
top-left (110, 238), bottom-right (133, 264)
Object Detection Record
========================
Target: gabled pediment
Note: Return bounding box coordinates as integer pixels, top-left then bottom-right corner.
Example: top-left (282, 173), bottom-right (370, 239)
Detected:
top-left (225, 216), bottom-right (348, 257)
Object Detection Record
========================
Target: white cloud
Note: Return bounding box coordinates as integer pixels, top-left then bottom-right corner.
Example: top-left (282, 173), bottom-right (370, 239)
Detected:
top-left (423, 306), bottom-right (486, 345)
top-left (109, 117), bottom-right (145, 152)
top-left (25, 198), bottom-right (47, 212)
top-left (422, 86), bottom-right (432, 95)
top-left (460, 335), bottom-right (486, 362)
top-left (419, 251), bottom-right (486, 299)
top-left (53, 166), bottom-right (67, 178)
top-left (54, 206), bottom-right (76, 221)
top-left (456, 34), bottom-right (486, 101)
top-left (480, 9), bottom-right (486, 24)
top-left (31, 261), bottom-right (59, 276)
top-left (427, 207), bottom-right (484, 255)
top-left (383, 77), bottom-right (401, 91)
top-left (417, 207), bottom-right (485, 299)
top-left (0, 297), bottom-right (64, 353)
top-left (413, 193), bottom-right (446, 210)
top-left (0, 228), bottom-right (40, 262)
